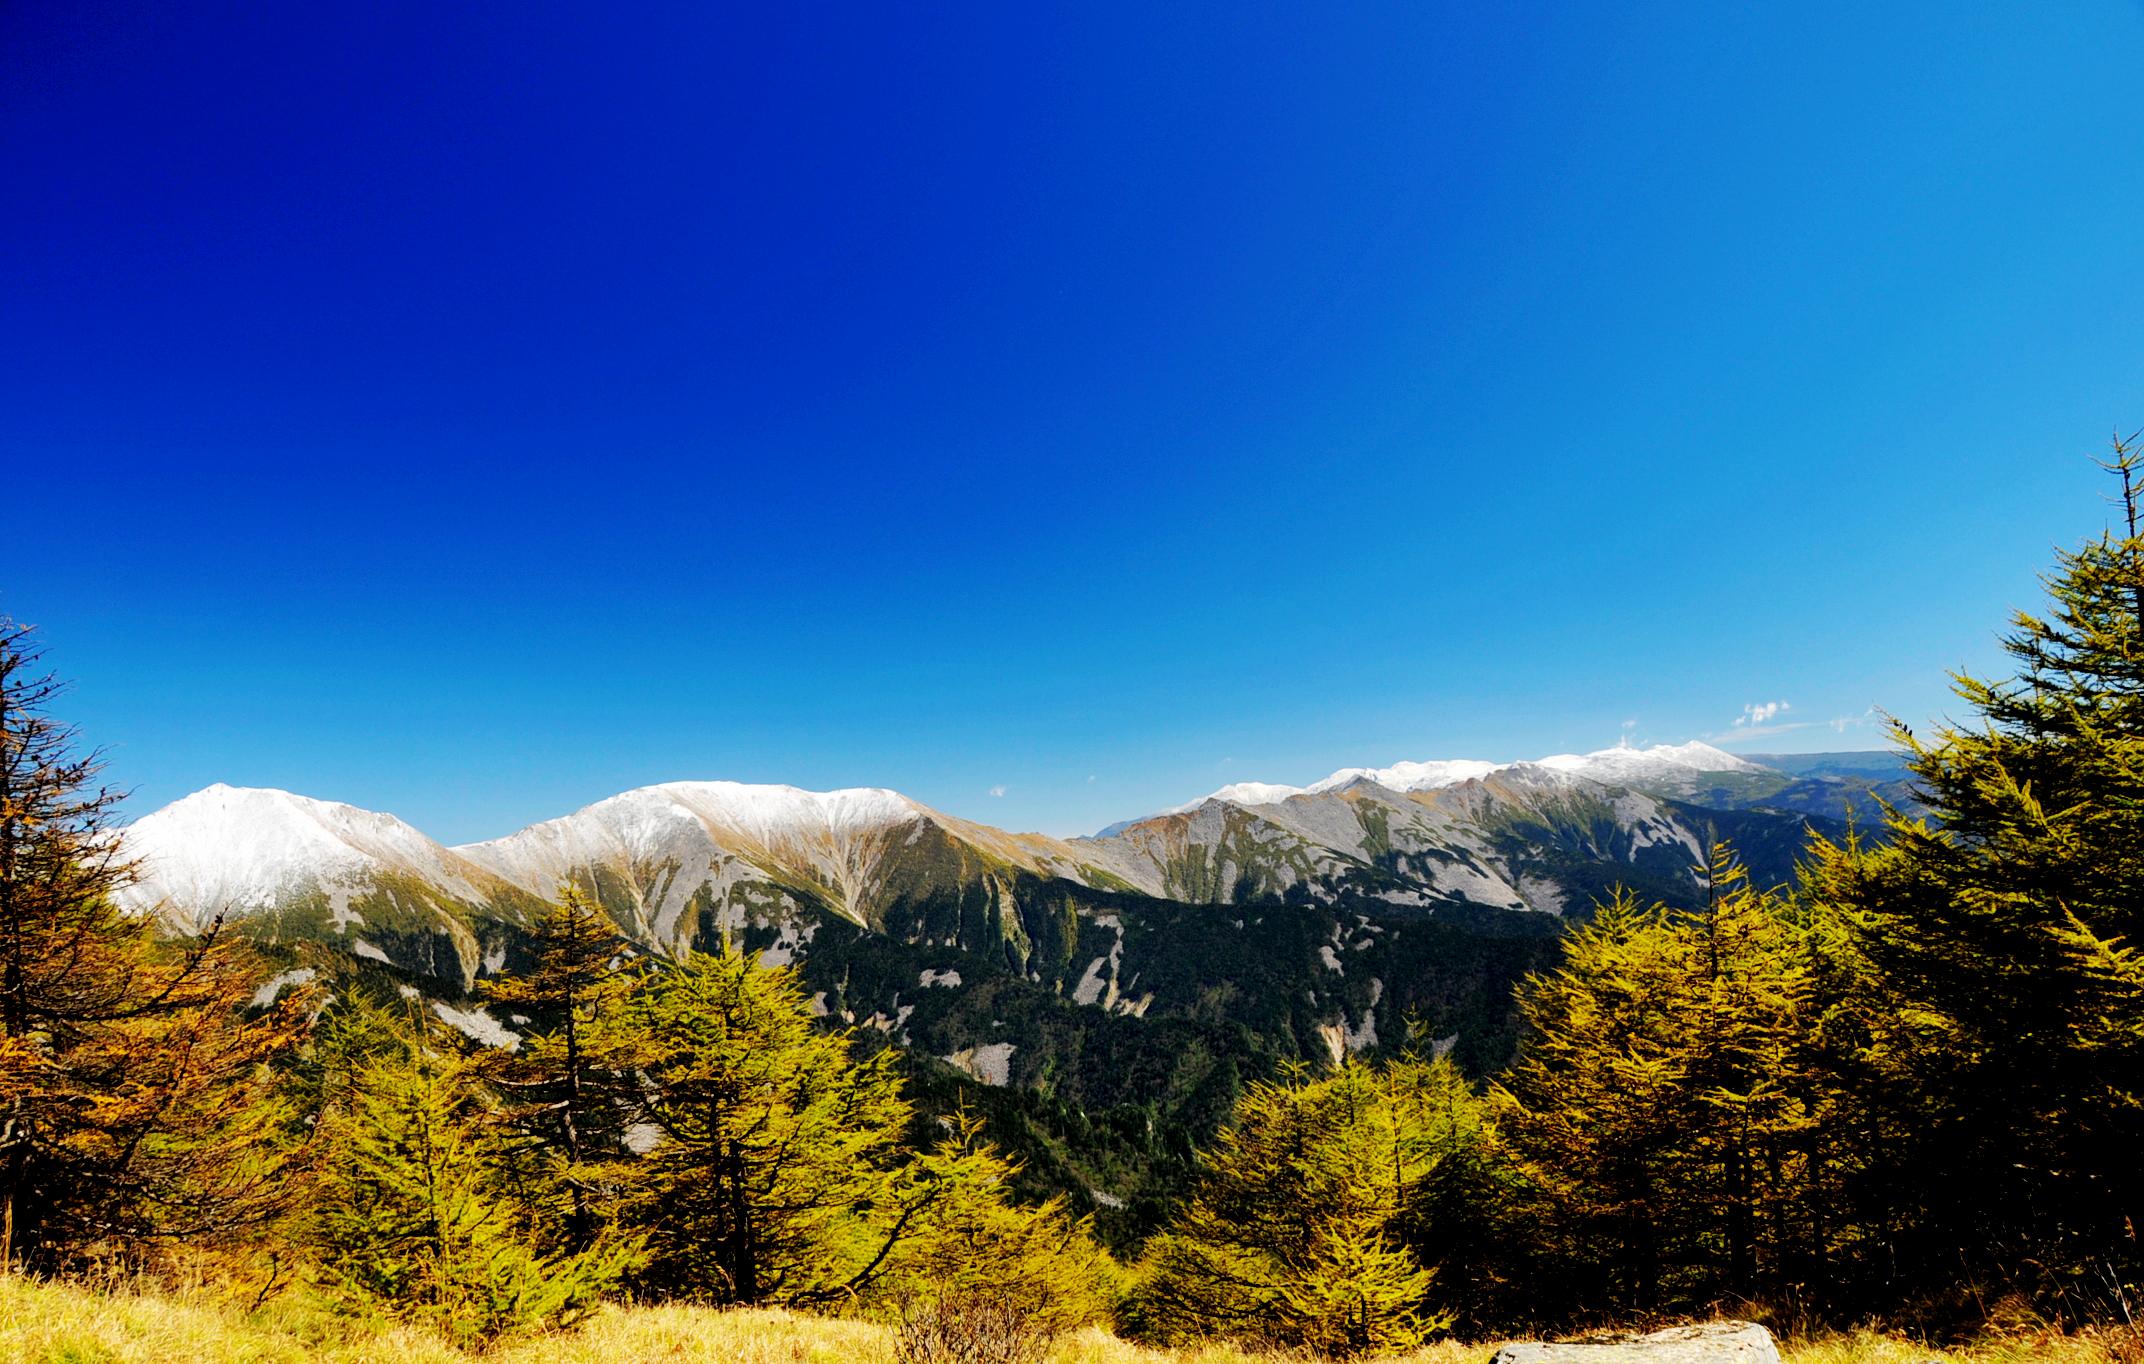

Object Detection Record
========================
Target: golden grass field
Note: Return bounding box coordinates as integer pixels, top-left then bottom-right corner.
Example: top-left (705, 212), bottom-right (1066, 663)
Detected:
top-left (0, 1275), bottom-right (2131, 1364)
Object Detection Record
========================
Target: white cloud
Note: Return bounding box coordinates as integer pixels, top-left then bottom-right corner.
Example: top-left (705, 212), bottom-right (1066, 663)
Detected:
top-left (1708, 703), bottom-right (1882, 749)
top-left (988, 784), bottom-right (1007, 798)
top-left (1733, 700), bottom-right (1792, 728)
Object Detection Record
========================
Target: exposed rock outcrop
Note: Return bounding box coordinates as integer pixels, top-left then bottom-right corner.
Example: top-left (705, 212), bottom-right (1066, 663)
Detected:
top-left (1490, 1320), bottom-right (1782, 1364)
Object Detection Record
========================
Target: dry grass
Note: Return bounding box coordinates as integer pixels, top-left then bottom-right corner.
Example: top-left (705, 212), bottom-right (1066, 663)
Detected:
top-left (1785, 1325), bottom-right (2140, 1364)
top-left (0, 1274), bottom-right (2134, 1364)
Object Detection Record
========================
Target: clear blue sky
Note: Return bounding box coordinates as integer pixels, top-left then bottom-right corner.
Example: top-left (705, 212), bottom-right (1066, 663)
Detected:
top-left (6, 3), bottom-right (2142, 842)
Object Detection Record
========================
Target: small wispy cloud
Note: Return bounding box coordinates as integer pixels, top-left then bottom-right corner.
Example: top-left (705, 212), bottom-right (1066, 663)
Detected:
top-left (1707, 700), bottom-right (1804, 745)
top-left (988, 784), bottom-right (1007, 798)
top-left (1708, 703), bottom-right (1882, 748)
top-left (1734, 700), bottom-right (1791, 728)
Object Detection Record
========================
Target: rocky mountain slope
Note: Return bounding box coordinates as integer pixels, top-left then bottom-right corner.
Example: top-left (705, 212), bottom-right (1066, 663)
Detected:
top-left (119, 746), bottom-right (1879, 992)
top-left (115, 746), bottom-right (1898, 1242)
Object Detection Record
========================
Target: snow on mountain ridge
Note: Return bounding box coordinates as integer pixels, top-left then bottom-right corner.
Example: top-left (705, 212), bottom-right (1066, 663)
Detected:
top-left (1535, 740), bottom-right (1759, 778)
top-left (115, 777), bottom-right (1071, 945)
top-left (1163, 781), bottom-right (1314, 815)
top-left (449, 781), bottom-right (935, 941)
top-left (1310, 759), bottom-right (1505, 796)
top-left (453, 780), bottom-right (926, 854)
top-left (1161, 742), bottom-right (1764, 816)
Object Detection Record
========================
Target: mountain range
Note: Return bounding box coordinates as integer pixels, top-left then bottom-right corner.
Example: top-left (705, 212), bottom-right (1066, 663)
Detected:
top-left (118, 741), bottom-right (1906, 990)
top-left (113, 742), bottom-right (1912, 1241)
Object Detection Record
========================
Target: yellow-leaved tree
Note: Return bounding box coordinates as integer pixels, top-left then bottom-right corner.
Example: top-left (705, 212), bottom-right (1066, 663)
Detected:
top-left (1492, 852), bottom-right (1852, 1318)
top-left (0, 618), bottom-right (306, 1273)
top-left (1128, 1058), bottom-right (1477, 1357)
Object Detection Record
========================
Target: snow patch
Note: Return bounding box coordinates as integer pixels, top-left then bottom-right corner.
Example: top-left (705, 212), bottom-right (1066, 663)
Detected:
top-left (1165, 781), bottom-right (1309, 814)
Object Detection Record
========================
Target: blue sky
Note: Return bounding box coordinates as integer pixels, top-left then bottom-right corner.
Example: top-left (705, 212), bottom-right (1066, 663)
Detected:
top-left (7, 3), bottom-right (2143, 842)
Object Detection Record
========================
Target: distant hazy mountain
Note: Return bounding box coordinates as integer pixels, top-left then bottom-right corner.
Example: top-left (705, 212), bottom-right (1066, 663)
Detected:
top-left (1155, 741), bottom-right (1766, 812)
top-left (1115, 742), bottom-right (1912, 833)
top-left (1085, 758), bottom-right (1825, 917)
top-left (1748, 751), bottom-right (1908, 779)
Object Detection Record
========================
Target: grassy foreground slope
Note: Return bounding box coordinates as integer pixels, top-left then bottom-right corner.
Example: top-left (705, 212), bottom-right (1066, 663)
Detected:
top-left (0, 1278), bottom-right (2127, 1364)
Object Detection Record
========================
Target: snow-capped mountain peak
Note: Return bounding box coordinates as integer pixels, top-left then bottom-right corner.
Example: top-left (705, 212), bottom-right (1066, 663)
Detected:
top-left (116, 783), bottom-right (484, 929)
top-left (1534, 740), bottom-right (1760, 780)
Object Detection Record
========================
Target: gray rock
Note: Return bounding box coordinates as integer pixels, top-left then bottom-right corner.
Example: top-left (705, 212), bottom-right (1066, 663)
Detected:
top-left (1490, 1320), bottom-right (1782, 1364)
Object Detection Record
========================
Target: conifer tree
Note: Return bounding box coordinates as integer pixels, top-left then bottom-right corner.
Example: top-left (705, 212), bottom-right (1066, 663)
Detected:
top-left (1683, 851), bottom-right (1820, 1298)
top-left (1277, 1214), bottom-right (1435, 1359)
top-left (1390, 1048), bottom-right (1542, 1333)
top-left (1493, 858), bottom-right (1839, 1315)
top-left (0, 618), bottom-right (305, 1270)
top-left (478, 885), bottom-right (639, 1251)
top-left (598, 947), bottom-right (924, 1306)
top-left (1810, 435), bottom-right (2144, 1299)
top-left (309, 999), bottom-right (633, 1345)
top-left (1130, 1060), bottom-right (1458, 1355)
top-left (881, 1110), bottom-right (1112, 1331)
top-left (1491, 890), bottom-right (1696, 1312)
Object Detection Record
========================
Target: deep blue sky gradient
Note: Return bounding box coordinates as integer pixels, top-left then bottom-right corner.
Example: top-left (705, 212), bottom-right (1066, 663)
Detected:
top-left (7, 3), bottom-right (2144, 840)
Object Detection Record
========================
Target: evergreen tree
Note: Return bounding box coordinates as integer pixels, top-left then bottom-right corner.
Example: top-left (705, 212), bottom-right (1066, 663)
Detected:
top-left (478, 885), bottom-right (639, 1251)
top-left (1811, 436), bottom-right (2144, 1303)
top-left (309, 1000), bottom-right (633, 1346)
top-left (1390, 1048), bottom-right (1544, 1334)
top-left (598, 947), bottom-right (923, 1306)
top-left (0, 618), bottom-right (305, 1270)
top-left (1683, 851), bottom-right (1821, 1299)
top-left (1493, 856), bottom-right (1842, 1317)
top-left (1130, 1060), bottom-right (1458, 1356)
top-left (1491, 890), bottom-right (1697, 1313)
top-left (881, 1110), bottom-right (1113, 1331)
top-left (1277, 1215), bottom-right (1435, 1360)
